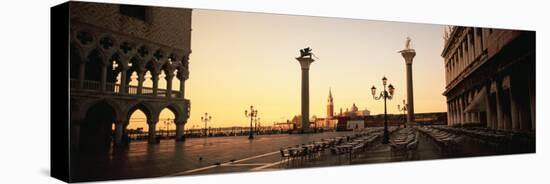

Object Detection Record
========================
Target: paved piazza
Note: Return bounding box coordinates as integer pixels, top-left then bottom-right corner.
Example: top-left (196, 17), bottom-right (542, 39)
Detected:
top-left (72, 127), bottom-right (507, 182)
top-left (72, 131), bottom-right (359, 181)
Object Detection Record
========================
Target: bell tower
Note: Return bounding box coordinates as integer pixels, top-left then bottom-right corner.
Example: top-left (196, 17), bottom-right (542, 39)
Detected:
top-left (327, 88), bottom-right (334, 119)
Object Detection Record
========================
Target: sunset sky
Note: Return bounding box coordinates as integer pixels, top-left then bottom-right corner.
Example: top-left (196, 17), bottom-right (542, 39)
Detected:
top-left (128, 8), bottom-right (447, 130)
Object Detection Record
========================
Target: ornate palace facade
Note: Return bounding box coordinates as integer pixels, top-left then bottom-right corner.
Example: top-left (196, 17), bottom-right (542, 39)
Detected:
top-left (69, 2), bottom-right (192, 151)
top-left (442, 26), bottom-right (535, 131)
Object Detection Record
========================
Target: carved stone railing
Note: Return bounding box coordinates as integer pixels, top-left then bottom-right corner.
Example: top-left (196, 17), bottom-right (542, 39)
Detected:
top-left (71, 79), bottom-right (181, 98)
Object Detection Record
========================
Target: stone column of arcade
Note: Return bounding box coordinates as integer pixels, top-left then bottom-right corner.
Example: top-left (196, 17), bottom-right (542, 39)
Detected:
top-left (399, 37), bottom-right (416, 127)
top-left (175, 61), bottom-right (189, 141)
top-left (137, 70), bottom-right (145, 94)
top-left (78, 61), bottom-right (86, 89)
top-left (113, 119), bottom-right (128, 146)
top-left (119, 61), bottom-right (128, 94)
top-left (100, 64), bottom-right (107, 92)
top-left (148, 117), bottom-right (159, 144)
top-left (178, 54), bottom-right (190, 98)
top-left (151, 71), bottom-right (160, 96)
top-left (178, 75), bottom-right (185, 98)
top-left (175, 119), bottom-right (186, 142)
top-left (166, 72), bottom-right (174, 98)
top-left (295, 47), bottom-right (316, 133)
top-left (70, 111), bottom-right (85, 152)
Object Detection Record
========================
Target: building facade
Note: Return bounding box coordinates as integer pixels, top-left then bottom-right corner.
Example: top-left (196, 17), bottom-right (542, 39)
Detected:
top-left (335, 112), bottom-right (447, 131)
top-left (442, 26), bottom-right (535, 131)
top-left (69, 2), bottom-right (192, 152)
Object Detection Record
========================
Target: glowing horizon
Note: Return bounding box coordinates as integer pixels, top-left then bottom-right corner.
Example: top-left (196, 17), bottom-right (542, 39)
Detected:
top-left (126, 9), bottom-right (447, 131)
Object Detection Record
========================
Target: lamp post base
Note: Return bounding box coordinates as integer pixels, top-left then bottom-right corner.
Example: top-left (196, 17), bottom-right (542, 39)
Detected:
top-left (248, 135), bottom-right (254, 139)
top-left (382, 129), bottom-right (389, 144)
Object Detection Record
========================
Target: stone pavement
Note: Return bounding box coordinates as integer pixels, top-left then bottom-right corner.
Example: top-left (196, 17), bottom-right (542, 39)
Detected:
top-left (71, 131), bottom-right (358, 181)
top-left (72, 128), bottom-right (505, 182)
top-left (174, 129), bottom-right (446, 176)
top-left (174, 128), bottom-right (504, 176)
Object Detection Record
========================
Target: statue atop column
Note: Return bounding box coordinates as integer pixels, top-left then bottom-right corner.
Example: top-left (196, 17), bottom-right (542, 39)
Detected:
top-left (299, 47), bottom-right (313, 59)
top-left (399, 36), bottom-right (415, 53)
top-left (405, 36), bottom-right (412, 50)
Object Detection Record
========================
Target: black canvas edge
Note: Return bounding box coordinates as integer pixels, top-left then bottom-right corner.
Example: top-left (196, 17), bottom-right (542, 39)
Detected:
top-left (51, 1), bottom-right (71, 183)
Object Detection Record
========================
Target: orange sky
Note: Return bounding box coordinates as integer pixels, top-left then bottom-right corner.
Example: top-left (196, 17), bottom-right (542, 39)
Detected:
top-left (127, 9), bottom-right (447, 130)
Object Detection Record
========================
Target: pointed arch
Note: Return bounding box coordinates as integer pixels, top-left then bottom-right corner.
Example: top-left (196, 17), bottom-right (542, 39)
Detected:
top-left (80, 100), bottom-right (117, 153)
top-left (159, 103), bottom-right (183, 122)
top-left (84, 48), bottom-right (106, 82)
top-left (127, 102), bottom-right (154, 121)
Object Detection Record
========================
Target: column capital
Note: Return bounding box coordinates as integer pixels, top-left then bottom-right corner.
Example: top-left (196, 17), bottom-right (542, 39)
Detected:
top-left (177, 70), bottom-right (189, 80)
top-left (165, 72), bottom-right (175, 80)
top-left (116, 56), bottom-right (131, 69)
top-left (296, 57), bottom-right (315, 70)
top-left (400, 49), bottom-right (416, 64)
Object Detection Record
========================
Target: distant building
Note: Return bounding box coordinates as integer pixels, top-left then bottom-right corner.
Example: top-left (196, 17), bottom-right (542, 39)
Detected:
top-left (335, 112), bottom-right (447, 131)
top-left (327, 88), bottom-right (334, 119)
top-left (341, 103), bottom-right (370, 117)
top-left (442, 26), bottom-right (535, 131)
top-left (312, 89), bottom-right (372, 130)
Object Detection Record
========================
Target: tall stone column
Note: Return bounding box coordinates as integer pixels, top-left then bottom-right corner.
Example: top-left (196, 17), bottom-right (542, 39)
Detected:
top-left (296, 57), bottom-right (315, 131)
top-left (400, 47), bottom-right (416, 126)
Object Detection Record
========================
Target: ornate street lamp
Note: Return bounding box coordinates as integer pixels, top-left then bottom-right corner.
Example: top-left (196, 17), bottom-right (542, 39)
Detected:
top-left (201, 113), bottom-right (212, 137)
top-left (398, 100), bottom-right (407, 128)
top-left (371, 76), bottom-right (395, 144)
top-left (245, 105), bottom-right (258, 139)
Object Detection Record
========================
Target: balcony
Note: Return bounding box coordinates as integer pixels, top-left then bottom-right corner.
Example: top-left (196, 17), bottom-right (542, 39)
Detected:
top-left (70, 79), bottom-right (182, 99)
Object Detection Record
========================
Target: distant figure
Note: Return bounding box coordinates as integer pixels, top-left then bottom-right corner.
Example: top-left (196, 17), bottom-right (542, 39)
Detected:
top-left (199, 156), bottom-right (203, 161)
